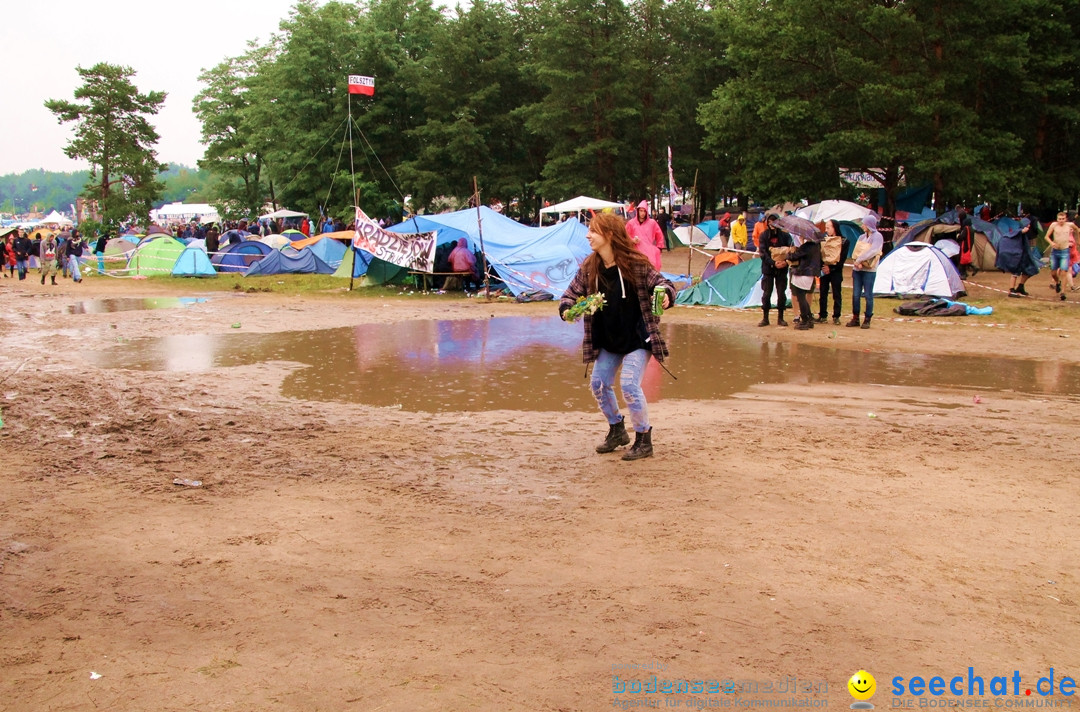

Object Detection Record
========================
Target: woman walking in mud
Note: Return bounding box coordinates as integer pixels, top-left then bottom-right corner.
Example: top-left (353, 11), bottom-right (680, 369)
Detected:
top-left (559, 213), bottom-right (676, 461)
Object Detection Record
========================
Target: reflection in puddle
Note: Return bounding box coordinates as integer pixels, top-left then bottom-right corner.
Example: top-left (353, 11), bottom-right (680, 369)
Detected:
top-left (68, 297), bottom-right (210, 314)
top-left (86, 316), bottom-right (1080, 411)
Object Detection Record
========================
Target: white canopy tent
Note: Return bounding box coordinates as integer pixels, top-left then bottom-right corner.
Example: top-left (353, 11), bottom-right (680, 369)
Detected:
top-left (262, 208), bottom-right (308, 219)
top-left (41, 210), bottom-right (73, 226)
top-left (151, 202), bottom-right (221, 224)
top-left (540, 196), bottom-right (625, 214)
top-left (539, 196), bottom-right (626, 225)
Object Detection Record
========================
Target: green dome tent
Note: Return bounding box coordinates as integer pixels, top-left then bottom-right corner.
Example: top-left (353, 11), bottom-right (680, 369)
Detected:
top-left (126, 237), bottom-right (186, 276)
top-left (332, 247), bottom-right (408, 286)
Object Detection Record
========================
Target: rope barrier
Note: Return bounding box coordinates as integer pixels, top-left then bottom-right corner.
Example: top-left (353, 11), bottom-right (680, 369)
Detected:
top-left (962, 277), bottom-right (1080, 305)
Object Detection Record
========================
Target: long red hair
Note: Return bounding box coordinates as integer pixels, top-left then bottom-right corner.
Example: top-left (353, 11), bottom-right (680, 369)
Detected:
top-left (580, 213), bottom-right (651, 289)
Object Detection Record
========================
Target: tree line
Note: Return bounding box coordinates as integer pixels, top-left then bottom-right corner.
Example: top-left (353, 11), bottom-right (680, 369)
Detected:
top-left (46, 0), bottom-right (1080, 227)
top-left (0, 166), bottom-right (215, 219)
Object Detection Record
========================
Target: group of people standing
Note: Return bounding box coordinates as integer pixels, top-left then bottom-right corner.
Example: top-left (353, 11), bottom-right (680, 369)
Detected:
top-left (2, 228), bottom-right (101, 284)
top-left (756, 212), bottom-right (883, 330)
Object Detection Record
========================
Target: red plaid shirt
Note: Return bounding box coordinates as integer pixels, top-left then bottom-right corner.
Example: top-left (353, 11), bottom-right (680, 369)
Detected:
top-left (560, 261), bottom-right (675, 363)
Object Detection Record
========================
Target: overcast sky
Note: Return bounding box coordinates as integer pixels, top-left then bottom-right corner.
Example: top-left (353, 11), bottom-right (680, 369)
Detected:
top-left (0, 0), bottom-right (303, 175)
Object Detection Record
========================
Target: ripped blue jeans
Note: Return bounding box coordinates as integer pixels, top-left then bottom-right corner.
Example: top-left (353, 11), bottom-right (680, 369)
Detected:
top-left (591, 348), bottom-right (651, 433)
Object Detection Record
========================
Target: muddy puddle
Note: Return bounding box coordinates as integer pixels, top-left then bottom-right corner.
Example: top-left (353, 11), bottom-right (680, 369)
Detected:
top-left (85, 316), bottom-right (1080, 411)
top-left (67, 297), bottom-right (211, 314)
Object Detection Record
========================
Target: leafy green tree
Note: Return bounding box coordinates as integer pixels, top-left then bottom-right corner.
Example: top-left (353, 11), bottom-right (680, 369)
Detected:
top-left (194, 46), bottom-right (273, 219)
top-left (44, 62), bottom-right (167, 226)
top-left (518, 0), bottom-right (639, 200)
top-left (632, 0), bottom-right (725, 215)
top-left (350, 0), bottom-right (445, 219)
top-left (159, 165), bottom-right (214, 205)
top-left (398, 0), bottom-right (545, 213)
top-left (995, 0), bottom-right (1080, 209)
top-left (698, 0), bottom-right (1077, 214)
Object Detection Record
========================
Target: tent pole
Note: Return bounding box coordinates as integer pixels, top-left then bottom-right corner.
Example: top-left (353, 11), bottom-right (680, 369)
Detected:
top-left (350, 188), bottom-right (361, 292)
top-left (688, 169), bottom-right (699, 277)
top-left (473, 176), bottom-right (490, 299)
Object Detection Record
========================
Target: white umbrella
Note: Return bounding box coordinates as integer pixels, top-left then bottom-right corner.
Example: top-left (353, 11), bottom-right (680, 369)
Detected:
top-left (261, 209), bottom-right (308, 219)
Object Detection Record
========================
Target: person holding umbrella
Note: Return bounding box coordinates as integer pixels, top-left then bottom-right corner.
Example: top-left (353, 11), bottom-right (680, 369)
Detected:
top-left (757, 214), bottom-right (792, 327)
top-left (788, 232), bottom-right (823, 330)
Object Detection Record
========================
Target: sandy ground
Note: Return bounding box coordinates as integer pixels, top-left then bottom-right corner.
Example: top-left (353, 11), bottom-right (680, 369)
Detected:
top-left (2, 263), bottom-right (1080, 711)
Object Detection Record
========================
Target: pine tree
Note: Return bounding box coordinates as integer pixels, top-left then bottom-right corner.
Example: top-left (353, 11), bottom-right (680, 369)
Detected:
top-left (45, 62), bottom-right (167, 227)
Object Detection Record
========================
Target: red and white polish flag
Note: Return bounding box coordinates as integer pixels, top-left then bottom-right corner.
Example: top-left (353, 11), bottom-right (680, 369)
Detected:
top-left (348, 75), bottom-right (375, 96)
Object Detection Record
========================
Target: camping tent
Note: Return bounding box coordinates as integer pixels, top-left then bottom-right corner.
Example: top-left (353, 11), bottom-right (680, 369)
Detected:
top-left (388, 206), bottom-right (590, 297)
top-left (244, 249), bottom-right (334, 276)
top-left (671, 225), bottom-right (709, 246)
top-left (103, 238), bottom-right (137, 262)
top-left (126, 236), bottom-right (186, 276)
top-left (695, 220), bottom-right (721, 238)
top-left (212, 240), bottom-right (273, 272)
top-left (676, 258), bottom-right (790, 309)
top-left (874, 242), bottom-right (965, 299)
top-left (171, 246), bottom-right (218, 277)
top-left (292, 236), bottom-right (347, 266)
top-left (333, 247), bottom-right (409, 285)
top-left (259, 234), bottom-right (291, 249)
top-left (899, 219), bottom-right (999, 271)
top-left (701, 252), bottom-right (742, 280)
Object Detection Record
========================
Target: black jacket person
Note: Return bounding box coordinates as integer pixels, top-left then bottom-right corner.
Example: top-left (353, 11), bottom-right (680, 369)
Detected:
top-left (757, 214), bottom-right (792, 327)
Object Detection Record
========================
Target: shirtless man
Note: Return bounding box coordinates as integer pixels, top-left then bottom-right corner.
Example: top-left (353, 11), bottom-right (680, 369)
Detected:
top-left (1044, 212), bottom-right (1077, 300)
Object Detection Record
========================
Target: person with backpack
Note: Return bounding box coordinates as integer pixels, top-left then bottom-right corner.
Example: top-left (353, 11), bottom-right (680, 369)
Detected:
top-left (559, 213), bottom-right (675, 461)
top-left (817, 219), bottom-right (849, 324)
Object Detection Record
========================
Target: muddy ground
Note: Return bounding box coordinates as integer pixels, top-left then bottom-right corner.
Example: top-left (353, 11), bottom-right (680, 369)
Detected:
top-left (2, 265), bottom-right (1079, 711)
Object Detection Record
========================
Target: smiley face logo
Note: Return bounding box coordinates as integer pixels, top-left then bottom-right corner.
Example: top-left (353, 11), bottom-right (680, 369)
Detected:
top-left (848, 670), bottom-right (876, 701)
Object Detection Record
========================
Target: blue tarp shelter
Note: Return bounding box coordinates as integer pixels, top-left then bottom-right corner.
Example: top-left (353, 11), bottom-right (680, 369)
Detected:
top-left (244, 249), bottom-right (335, 276)
top-left (388, 207), bottom-right (590, 297)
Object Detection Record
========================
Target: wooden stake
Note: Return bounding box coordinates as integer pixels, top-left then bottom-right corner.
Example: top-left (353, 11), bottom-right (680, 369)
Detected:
top-left (473, 176), bottom-right (490, 299)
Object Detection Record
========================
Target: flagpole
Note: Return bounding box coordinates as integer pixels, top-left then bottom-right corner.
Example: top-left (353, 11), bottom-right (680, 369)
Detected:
top-left (473, 176), bottom-right (490, 299)
top-left (348, 89), bottom-right (356, 292)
